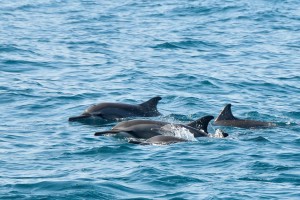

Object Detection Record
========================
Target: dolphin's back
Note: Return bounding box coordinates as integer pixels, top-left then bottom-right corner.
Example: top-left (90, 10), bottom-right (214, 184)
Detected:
top-left (113, 119), bottom-right (167, 129)
top-left (215, 104), bottom-right (276, 128)
top-left (215, 119), bottom-right (275, 128)
top-left (69, 96), bottom-right (162, 121)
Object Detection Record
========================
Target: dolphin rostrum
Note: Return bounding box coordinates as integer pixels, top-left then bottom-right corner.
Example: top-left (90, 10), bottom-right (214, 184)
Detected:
top-left (69, 96), bottom-right (162, 121)
top-left (214, 104), bottom-right (276, 128)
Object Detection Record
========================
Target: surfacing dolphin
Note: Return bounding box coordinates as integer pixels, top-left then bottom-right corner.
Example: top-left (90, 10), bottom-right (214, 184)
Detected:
top-left (128, 135), bottom-right (188, 145)
top-left (94, 115), bottom-right (228, 139)
top-left (128, 128), bottom-right (228, 145)
top-left (214, 104), bottom-right (276, 128)
top-left (69, 96), bottom-right (162, 121)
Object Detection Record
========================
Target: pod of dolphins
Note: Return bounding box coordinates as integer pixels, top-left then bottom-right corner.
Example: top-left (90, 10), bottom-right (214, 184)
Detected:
top-left (69, 96), bottom-right (276, 145)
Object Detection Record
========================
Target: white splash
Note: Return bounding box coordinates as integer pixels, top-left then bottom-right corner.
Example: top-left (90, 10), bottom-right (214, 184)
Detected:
top-left (159, 124), bottom-right (197, 141)
top-left (210, 129), bottom-right (227, 138)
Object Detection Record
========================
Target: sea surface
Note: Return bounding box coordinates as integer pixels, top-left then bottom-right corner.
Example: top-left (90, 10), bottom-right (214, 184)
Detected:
top-left (1, 0), bottom-right (300, 199)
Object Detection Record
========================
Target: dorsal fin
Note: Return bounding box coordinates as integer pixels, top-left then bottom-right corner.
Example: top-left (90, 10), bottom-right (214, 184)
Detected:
top-left (215, 104), bottom-right (238, 121)
top-left (187, 115), bottom-right (214, 133)
top-left (139, 96), bottom-right (162, 112)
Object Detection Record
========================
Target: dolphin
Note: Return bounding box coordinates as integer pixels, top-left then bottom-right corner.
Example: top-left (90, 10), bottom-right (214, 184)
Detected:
top-left (94, 115), bottom-right (224, 139)
top-left (214, 104), bottom-right (276, 128)
top-left (128, 129), bottom-right (228, 145)
top-left (128, 135), bottom-right (188, 145)
top-left (69, 96), bottom-right (162, 121)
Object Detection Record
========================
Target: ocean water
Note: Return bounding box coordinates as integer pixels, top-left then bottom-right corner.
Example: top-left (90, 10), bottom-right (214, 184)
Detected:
top-left (1, 0), bottom-right (300, 199)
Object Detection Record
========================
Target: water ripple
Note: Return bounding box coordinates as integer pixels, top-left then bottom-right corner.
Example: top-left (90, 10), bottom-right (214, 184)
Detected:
top-left (1, 0), bottom-right (300, 199)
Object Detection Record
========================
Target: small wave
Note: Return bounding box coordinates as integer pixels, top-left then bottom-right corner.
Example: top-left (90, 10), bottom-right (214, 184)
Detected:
top-left (153, 40), bottom-right (219, 50)
top-left (2, 180), bottom-right (118, 199)
top-left (240, 173), bottom-right (300, 186)
top-left (11, 1), bottom-right (63, 12)
top-left (242, 136), bottom-right (271, 143)
top-left (245, 111), bottom-right (260, 118)
top-left (293, 138), bottom-right (300, 146)
top-left (171, 4), bottom-right (241, 17)
top-left (71, 145), bottom-right (134, 156)
top-left (154, 175), bottom-right (203, 187)
top-left (153, 42), bottom-right (183, 49)
top-left (286, 111), bottom-right (300, 119)
top-left (200, 80), bottom-right (216, 86)
top-left (173, 73), bottom-right (197, 80)
top-left (158, 191), bottom-right (192, 199)
top-left (11, 180), bottom-right (83, 191)
top-left (270, 173), bottom-right (300, 185)
top-left (127, 166), bottom-right (167, 181)
top-left (0, 45), bottom-right (34, 54)
top-left (98, 181), bottom-right (157, 198)
top-left (275, 152), bottom-right (300, 162)
top-left (249, 161), bottom-right (293, 172)
top-left (1, 59), bottom-right (50, 72)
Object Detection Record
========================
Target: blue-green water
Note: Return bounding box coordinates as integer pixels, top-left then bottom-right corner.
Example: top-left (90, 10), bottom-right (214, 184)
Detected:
top-left (1, 0), bottom-right (300, 199)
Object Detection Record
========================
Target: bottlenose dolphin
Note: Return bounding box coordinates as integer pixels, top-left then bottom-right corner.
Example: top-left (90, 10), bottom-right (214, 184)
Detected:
top-left (214, 104), bottom-right (276, 128)
top-left (94, 115), bottom-right (224, 139)
top-left (128, 129), bottom-right (228, 145)
top-left (128, 135), bottom-right (188, 145)
top-left (69, 96), bottom-right (162, 121)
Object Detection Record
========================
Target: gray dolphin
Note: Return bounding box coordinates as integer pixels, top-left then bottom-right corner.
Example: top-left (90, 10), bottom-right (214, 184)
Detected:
top-left (128, 129), bottom-right (228, 145)
top-left (214, 104), bottom-right (276, 128)
top-left (128, 135), bottom-right (188, 145)
top-left (94, 115), bottom-right (224, 139)
top-left (69, 96), bottom-right (162, 121)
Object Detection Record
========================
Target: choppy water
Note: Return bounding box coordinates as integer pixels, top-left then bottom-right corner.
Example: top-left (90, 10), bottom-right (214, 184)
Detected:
top-left (1, 0), bottom-right (300, 199)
